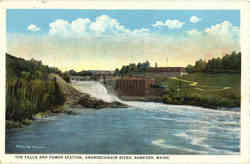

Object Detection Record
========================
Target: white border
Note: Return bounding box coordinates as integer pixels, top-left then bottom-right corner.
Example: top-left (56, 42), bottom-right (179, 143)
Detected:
top-left (0, 1), bottom-right (250, 164)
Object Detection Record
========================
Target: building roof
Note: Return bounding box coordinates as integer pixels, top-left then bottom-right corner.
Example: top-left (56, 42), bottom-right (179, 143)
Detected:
top-left (146, 67), bottom-right (185, 72)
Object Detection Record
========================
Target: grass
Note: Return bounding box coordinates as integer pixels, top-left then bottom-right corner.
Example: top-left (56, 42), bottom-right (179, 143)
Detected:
top-left (181, 73), bottom-right (240, 96)
top-left (159, 73), bottom-right (241, 109)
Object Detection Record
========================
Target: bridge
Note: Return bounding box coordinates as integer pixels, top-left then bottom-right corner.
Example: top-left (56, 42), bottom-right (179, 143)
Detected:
top-left (70, 75), bottom-right (91, 81)
top-left (70, 70), bottom-right (114, 82)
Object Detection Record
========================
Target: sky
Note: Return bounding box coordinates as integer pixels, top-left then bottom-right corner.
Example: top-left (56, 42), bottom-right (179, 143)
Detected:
top-left (7, 10), bottom-right (240, 71)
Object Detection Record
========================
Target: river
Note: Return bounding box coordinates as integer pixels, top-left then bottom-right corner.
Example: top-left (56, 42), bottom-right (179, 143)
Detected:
top-left (6, 81), bottom-right (240, 154)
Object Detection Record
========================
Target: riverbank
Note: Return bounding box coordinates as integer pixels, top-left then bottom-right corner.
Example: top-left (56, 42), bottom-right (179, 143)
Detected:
top-left (6, 74), bottom-right (127, 130)
top-left (159, 73), bottom-right (240, 110)
top-left (6, 96), bottom-right (240, 155)
top-left (111, 73), bottom-right (240, 111)
top-left (118, 95), bottom-right (240, 112)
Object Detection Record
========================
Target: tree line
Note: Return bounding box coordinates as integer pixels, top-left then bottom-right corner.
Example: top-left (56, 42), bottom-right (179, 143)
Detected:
top-left (186, 51), bottom-right (241, 73)
top-left (114, 61), bottom-right (151, 76)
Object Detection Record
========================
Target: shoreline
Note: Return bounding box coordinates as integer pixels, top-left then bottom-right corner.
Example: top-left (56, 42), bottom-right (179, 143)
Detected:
top-left (6, 98), bottom-right (240, 130)
top-left (118, 95), bottom-right (240, 112)
top-left (5, 105), bottom-right (69, 130)
top-left (103, 79), bottom-right (240, 112)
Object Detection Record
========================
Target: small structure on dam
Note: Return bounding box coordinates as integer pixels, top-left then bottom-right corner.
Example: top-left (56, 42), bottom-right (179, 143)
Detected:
top-left (115, 77), bottom-right (156, 96)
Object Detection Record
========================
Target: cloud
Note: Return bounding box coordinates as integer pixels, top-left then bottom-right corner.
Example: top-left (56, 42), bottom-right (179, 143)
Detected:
top-left (49, 19), bottom-right (70, 36)
top-left (133, 28), bottom-right (149, 34)
top-left (186, 29), bottom-right (202, 36)
top-left (190, 16), bottom-right (201, 24)
top-left (184, 21), bottom-right (240, 60)
top-left (49, 15), bottom-right (148, 38)
top-left (186, 21), bottom-right (239, 41)
top-left (71, 18), bottom-right (91, 34)
top-left (89, 15), bottom-right (130, 34)
top-left (11, 20), bottom-right (239, 71)
top-left (27, 24), bottom-right (40, 32)
top-left (152, 21), bottom-right (164, 27)
top-left (152, 19), bottom-right (185, 29)
top-left (204, 21), bottom-right (239, 41)
top-left (8, 29), bottom-right (240, 72)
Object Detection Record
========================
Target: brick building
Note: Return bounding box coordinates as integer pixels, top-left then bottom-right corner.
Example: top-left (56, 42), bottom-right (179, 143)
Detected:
top-left (115, 77), bottom-right (155, 96)
top-left (146, 67), bottom-right (187, 77)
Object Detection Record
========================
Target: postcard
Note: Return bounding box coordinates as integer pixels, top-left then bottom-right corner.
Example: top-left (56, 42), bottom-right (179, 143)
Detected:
top-left (0, 1), bottom-right (250, 164)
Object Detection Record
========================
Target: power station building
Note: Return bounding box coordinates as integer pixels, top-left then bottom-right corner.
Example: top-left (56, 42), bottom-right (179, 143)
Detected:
top-left (115, 77), bottom-right (156, 96)
top-left (146, 67), bottom-right (187, 77)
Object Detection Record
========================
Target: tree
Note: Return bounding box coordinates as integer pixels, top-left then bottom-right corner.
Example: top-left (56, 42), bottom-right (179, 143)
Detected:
top-left (186, 51), bottom-right (241, 73)
top-left (114, 68), bottom-right (120, 76)
top-left (185, 64), bottom-right (195, 73)
top-left (194, 59), bottom-right (207, 72)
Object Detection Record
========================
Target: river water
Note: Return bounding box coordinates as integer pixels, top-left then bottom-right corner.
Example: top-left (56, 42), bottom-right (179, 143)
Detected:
top-left (6, 81), bottom-right (240, 154)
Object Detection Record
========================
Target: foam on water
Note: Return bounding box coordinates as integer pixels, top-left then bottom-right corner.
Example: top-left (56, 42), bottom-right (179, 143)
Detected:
top-left (72, 81), bottom-right (239, 116)
top-left (152, 139), bottom-right (208, 154)
top-left (69, 81), bottom-right (240, 154)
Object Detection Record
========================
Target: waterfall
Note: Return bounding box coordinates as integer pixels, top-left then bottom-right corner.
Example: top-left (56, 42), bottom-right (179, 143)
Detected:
top-left (71, 80), bottom-right (119, 103)
top-left (71, 81), bottom-right (167, 109)
top-left (70, 80), bottom-right (239, 115)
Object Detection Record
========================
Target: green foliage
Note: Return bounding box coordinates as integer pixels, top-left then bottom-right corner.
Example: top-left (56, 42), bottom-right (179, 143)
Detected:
top-left (186, 64), bottom-right (195, 73)
top-left (115, 60), bottom-right (151, 76)
top-left (6, 53), bottom-right (65, 122)
top-left (185, 51), bottom-right (241, 73)
top-left (114, 68), bottom-right (120, 76)
top-left (195, 59), bottom-right (207, 72)
top-left (6, 53), bottom-right (61, 80)
top-left (160, 72), bottom-right (240, 108)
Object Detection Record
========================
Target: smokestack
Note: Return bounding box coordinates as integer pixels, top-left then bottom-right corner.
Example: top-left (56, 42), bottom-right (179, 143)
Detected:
top-left (155, 62), bottom-right (158, 68)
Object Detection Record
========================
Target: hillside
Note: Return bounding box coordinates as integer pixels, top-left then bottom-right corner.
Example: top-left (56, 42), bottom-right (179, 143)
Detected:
top-left (6, 54), bottom-right (66, 128)
top-left (6, 54), bottom-right (127, 129)
top-left (160, 73), bottom-right (240, 109)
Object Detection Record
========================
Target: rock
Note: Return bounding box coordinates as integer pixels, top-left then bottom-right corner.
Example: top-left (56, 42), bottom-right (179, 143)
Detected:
top-left (51, 106), bottom-right (65, 113)
top-left (6, 120), bottom-right (24, 129)
top-left (32, 113), bottom-right (43, 120)
top-left (32, 112), bottom-right (51, 120)
top-left (78, 96), bottom-right (128, 109)
top-left (71, 104), bottom-right (84, 108)
top-left (64, 109), bottom-right (78, 115)
top-left (110, 101), bottom-right (128, 108)
top-left (22, 119), bottom-right (32, 125)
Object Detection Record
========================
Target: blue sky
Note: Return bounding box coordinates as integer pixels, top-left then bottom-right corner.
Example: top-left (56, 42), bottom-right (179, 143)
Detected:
top-left (7, 9), bottom-right (240, 34)
top-left (7, 10), bottom-right (240, 71)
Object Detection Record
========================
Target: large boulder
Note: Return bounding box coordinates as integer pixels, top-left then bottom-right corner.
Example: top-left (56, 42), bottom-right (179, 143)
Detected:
top-left (78, 94), bottom-right (127, 109)
top-left (49, 73), bottom-right (83, 105)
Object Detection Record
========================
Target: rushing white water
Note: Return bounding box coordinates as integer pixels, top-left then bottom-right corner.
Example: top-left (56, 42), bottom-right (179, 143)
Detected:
top-left (6, 80), bottom-right (239, 154)
top-left (72, 80), bottom-right (119, 103)
top-left (72, 80), bottom-right (239, 115)
top-left (70, 80), bottom-right (240, 154)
